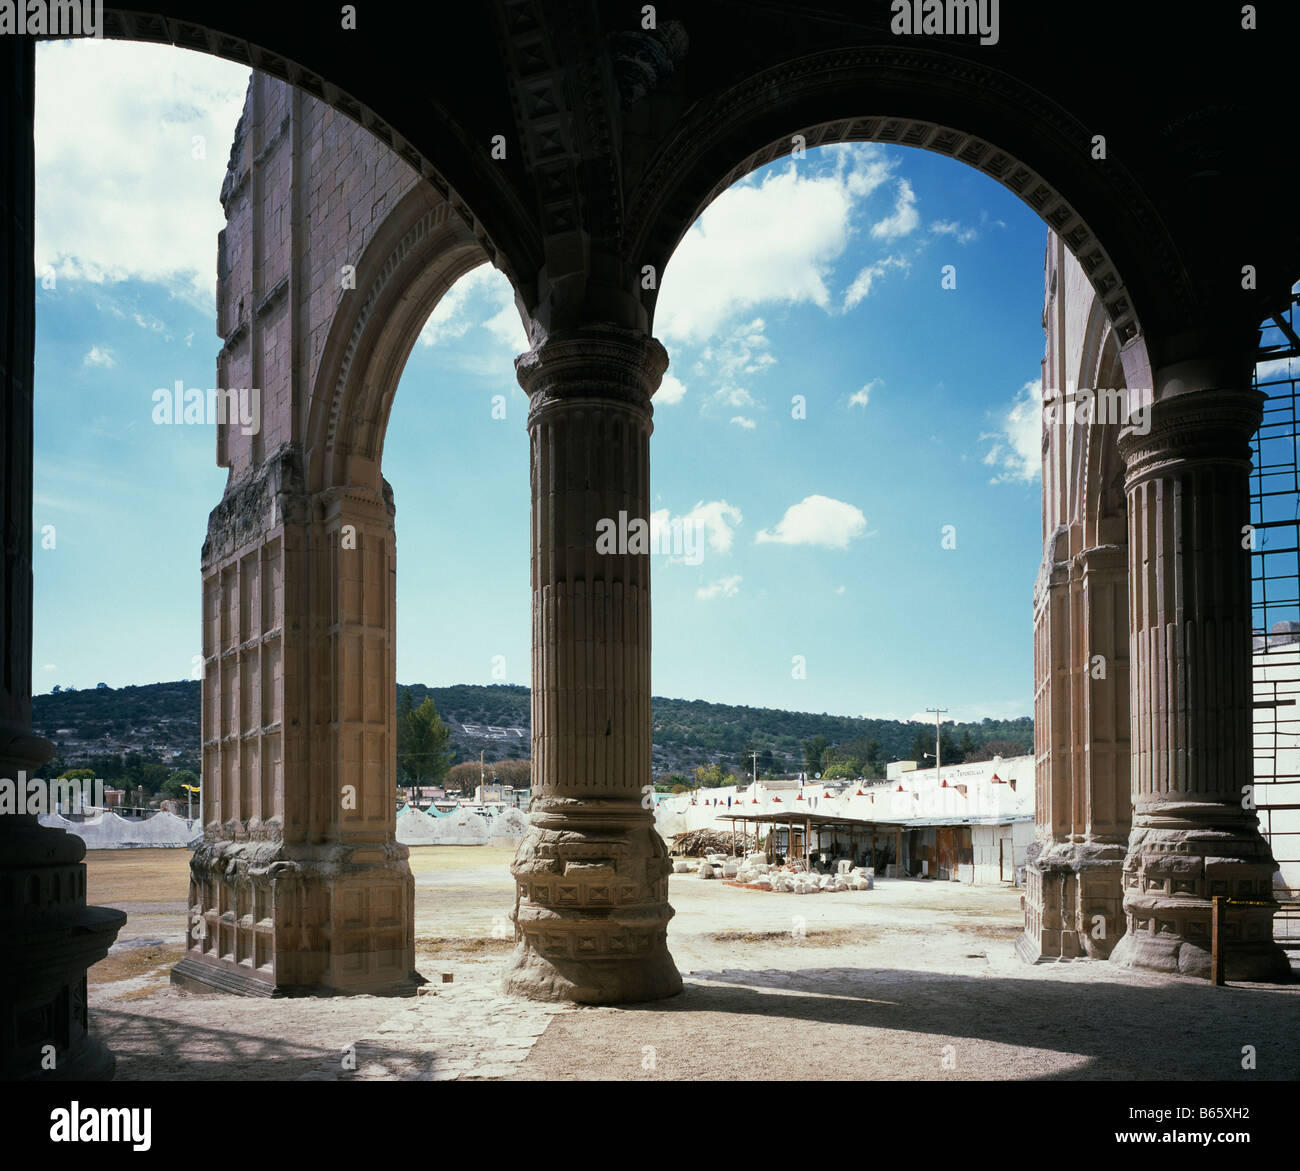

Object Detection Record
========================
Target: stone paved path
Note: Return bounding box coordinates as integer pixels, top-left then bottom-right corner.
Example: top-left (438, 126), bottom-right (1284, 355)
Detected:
top-left (295, 974), bottom-right (568, 1081)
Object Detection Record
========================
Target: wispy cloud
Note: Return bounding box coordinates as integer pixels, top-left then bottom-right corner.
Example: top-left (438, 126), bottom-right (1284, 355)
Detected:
top-left (697, 574), bottom-right (742, 600)
top-left (848, 378), bottom-right (881, 409)
top-left (981, 378), bottom-right (1042, 484)
top-left (870, 178), bottom-right (919, 240)
top-left (843, 255), bottom-right (909, 310)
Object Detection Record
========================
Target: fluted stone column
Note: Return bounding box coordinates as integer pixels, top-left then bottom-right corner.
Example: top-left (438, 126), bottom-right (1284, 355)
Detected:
top-left (1111, 386), bottom-right (1288, 979)
top-left (0, 36), bottom-right (125, 1078)
top-left (503, 325), bottom-right (682, 1004)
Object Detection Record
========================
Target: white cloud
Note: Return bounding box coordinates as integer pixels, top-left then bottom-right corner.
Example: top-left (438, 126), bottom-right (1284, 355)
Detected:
top-left (835, 585), bottom-right (846, 595)
top-left (848, 378), bottom-right (881, 409)
top-left (82, 345), bottom-right (115, 368)
top-left (930, 219), bottom-right (978, 244)
top-left (418, 263), bottom-right (527, 352)
top-left (651, 499), bottom-right (744, 555)
top-left (657, 373), bottom-right (687, 404)
top-left (908, 712), bottom-right (956, 725)
top-left (730, 415), bottom-right (756, 430)
top-left (1256, 356), bottom-right (1297, 382)
top-left (870, 178), bottom-right (919, 240)
top-left (697, 574), bottom-right (742, 600)
top-left (697, 317), bottom-right (777, 385)
top-left (981, 379), bottom-right (1042, 484)
top-left (756, 494), bottom-right (869, 549)
top-left (716, 386), bottom-right (757, 408)
top-left (843, 255), bottom-right (909, 310)
top-left (35, 40), bottom-right (252, 309)
top-left (658, 147), bottom-right (898, 345)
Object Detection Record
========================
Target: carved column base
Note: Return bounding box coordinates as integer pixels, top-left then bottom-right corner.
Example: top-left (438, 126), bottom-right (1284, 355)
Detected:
top-left (504, 797), bottom-right (682, 1004)
top-left (172, 838), bottom-right (419, 996)
top-left (0, 730), bottom-right (126, 1079)
top-left (1018, 841), bottom-right (1126, 963)
top-left (1111, 801), bottom-right (1289, 981)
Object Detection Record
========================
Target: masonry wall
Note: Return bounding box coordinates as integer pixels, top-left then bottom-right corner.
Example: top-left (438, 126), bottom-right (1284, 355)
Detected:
top-left (215, 72), bottom-right (421, 484)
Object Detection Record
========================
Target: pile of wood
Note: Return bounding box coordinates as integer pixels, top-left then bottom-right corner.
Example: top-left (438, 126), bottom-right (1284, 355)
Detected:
top-left (670, 828), bottom-right (757, 857)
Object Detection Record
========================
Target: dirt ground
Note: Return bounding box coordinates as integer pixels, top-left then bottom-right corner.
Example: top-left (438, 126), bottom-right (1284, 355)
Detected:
top-left (86, 847), bottom-right (1300, 1080)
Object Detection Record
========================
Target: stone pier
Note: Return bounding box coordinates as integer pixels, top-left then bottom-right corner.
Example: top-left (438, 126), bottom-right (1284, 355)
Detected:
top-left (1110, 381), bottom-right (1289, 980)
top-left (0, 37), bottom-right (124, 1079)
top-left (503, 326), bottom-right (682, 1004)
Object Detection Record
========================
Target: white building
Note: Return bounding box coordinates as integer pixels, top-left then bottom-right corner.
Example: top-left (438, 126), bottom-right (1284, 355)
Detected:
top-left (655, 754), bottom-right (1035, 885)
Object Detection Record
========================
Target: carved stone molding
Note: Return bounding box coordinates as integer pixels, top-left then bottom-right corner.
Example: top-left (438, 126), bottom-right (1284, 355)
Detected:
top-left (628, 45), bottom-right (1189, 345)
top-left (516, 325), bottom-right (668, 426)
top-left (1118, 387), bottom-right (1264, 488)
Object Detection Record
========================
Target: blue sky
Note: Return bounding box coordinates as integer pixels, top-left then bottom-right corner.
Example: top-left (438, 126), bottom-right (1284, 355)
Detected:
top-left (31, 40), bottom-right (1049, 723)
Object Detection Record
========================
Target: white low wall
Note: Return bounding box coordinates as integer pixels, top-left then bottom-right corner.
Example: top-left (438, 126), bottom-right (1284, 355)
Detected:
top-left (396, 804), bottom-right (500, 846)
top-left (38, 810), bottom-right (202, 849)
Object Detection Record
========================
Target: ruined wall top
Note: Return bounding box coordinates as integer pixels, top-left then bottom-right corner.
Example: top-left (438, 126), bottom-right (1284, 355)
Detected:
top-left (214, 71), bottom-right (421, 488)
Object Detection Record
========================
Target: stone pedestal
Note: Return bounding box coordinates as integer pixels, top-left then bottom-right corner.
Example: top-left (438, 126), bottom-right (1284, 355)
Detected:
top-left (503, 326), bottom-right (682, 1004)
top-left (1111, 387), bottom-right (1289, 980)
top-left (0, 735), bottom-right (126, 1079)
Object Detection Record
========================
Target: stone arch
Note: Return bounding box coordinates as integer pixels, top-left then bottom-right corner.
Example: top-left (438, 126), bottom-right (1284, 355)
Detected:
top-left (180, 70), bottom-right (526, 999)
top-left (304, 183), bottom-right (499, 495)
top-left (630, 46), bottom-right (1182, 354)
top-left (1080, 319), bottom-right (1128, 552)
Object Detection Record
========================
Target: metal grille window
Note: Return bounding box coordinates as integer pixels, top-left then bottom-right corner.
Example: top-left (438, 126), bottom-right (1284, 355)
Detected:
top-left (1250, 288), bottom-right (1300, 944)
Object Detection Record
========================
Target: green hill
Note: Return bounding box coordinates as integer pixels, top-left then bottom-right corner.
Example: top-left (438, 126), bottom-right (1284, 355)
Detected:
top-left (31, 680), bottom-right (1032, 782)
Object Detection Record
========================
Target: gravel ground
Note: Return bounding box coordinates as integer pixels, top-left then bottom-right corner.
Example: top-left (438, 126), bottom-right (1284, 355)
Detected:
top-left (85, 848), bottom-right (1300, 1081)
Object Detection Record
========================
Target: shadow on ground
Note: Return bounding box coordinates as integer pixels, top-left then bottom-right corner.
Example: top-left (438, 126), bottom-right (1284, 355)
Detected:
top-left (515, 964), bottom-right (1300, 1081)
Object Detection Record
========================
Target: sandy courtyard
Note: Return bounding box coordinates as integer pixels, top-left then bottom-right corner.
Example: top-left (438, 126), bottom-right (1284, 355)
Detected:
top-left (84, 847), bottom-right (1300, 1081)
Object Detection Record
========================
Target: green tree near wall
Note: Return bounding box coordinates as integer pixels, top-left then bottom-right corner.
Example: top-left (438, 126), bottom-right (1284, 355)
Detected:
top-left (397, 694), bottom-right (453, 786)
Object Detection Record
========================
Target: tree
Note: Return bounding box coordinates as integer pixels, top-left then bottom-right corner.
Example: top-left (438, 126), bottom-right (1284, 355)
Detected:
top-left (493, 759), bottom-right (531, 788)
top-left (693, 762), bottom-right (729, 789)
top-left (445, 760), bottom-right (482, 795)
top-left (395, 686), bottom-right (415, 783)
top-left (161, 768), bottom-right (200, 799)
top-left (802, 734), bottom-right (830, 775)
top-left (399, 697), bottom-right (452, 785)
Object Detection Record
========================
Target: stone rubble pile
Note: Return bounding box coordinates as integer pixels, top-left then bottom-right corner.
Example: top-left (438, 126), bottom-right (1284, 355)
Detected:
top-left (674, 850), bottom-right (874, 893)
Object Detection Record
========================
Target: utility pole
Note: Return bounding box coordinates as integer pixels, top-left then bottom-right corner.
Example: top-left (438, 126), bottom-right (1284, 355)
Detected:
top-left (926, 707), bottom-right (948, 785)
top-left (751, 752), bottom-right (758, 788)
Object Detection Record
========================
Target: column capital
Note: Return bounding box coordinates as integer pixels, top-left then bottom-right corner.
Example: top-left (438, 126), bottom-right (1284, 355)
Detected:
top-left (1118, 386), bottom-right (1264, 488)
top-left (516, 325), bottom-right (668, 425)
